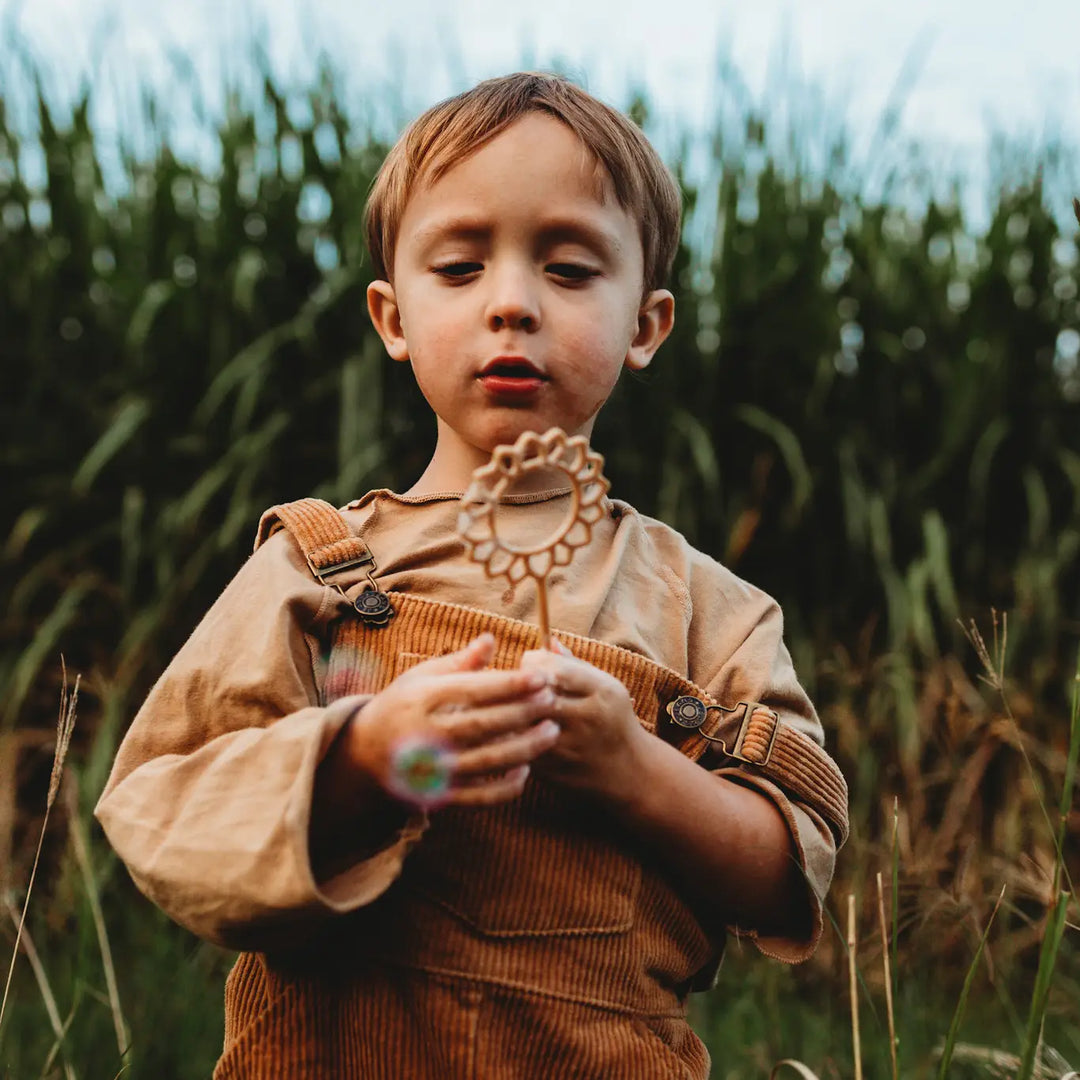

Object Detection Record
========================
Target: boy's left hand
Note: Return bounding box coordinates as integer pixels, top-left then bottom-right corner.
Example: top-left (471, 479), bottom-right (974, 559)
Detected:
top-left (518, 639), bottom-right (647, 801)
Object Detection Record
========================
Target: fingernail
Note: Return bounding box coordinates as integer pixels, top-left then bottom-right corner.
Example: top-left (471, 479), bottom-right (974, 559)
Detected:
top-left (526, 672), bottom-right (547, 689)
top-left (542, 720), bottom-right (561, 739)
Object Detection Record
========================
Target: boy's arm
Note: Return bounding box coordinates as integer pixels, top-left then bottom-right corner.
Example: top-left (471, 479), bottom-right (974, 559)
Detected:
top-left (599, 726), bottom-right (830, 956)
top-left (523, 585), bottom-right (840, 962)
top-left (94, 531), bottom-right (426, 953)
top-left (673, 560), bottom-right (840, 960)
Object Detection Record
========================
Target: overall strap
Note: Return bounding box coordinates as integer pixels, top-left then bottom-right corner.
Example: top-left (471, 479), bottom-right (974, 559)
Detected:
top-left (254, 500), bottom-right (849, 847)
top-left (256, 498), bottom-right (395, 626)
top-left (256, 497), bottom-right (373, 576)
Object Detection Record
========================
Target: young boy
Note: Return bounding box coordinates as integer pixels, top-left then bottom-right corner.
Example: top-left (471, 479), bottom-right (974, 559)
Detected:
top-left (97, 72), bottom-right (847, 1078)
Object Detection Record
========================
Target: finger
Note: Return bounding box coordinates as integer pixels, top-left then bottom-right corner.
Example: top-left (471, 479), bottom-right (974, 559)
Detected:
top-left (520, 652), bottom-right (596, 697)
top-left (439, 690), bottom-right (556, 746)
top-left (447, 765), bottom-right (531, 807)
top-left (433, 667), bottom-right (549, 709)
top-left (452, 720), bottom-right (561, 780)
top-left (415, 634), bottom-right (496, 676)
top-left (519, 649), bottom-right (559, 674)
top-left (522, 638), bottom-right (572, 661)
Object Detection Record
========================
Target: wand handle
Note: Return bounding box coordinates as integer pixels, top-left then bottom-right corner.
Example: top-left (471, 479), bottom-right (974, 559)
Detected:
top-left (535, 576), bottom-right (552, 651)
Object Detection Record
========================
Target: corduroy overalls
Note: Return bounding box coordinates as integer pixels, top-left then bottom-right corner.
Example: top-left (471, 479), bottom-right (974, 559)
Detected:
top-left (210, 500), bottom-right (847, 1079)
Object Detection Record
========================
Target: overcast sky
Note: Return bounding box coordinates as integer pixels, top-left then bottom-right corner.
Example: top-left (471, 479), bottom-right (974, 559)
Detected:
top-left (2, 0), bottom-right (1078, 224)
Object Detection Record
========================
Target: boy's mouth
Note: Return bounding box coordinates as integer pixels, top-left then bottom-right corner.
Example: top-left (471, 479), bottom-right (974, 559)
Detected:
top-left (477, 357), bottom-right (548, 397)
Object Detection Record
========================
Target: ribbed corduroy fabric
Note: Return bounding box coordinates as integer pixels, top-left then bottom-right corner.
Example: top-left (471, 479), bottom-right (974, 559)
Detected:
top-left (216, 950), bottom-right (712, 1079)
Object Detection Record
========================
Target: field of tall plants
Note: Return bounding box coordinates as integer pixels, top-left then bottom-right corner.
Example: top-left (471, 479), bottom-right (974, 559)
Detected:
top-left (1, 39), bottom-right (1079, 1079)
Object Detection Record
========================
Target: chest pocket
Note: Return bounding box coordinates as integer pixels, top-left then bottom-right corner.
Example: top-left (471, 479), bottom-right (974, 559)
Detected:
top-left (391, 650), bottom-right (641, 937)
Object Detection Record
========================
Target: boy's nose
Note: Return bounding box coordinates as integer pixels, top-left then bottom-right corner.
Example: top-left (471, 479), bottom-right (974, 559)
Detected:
top-left (485, 266), bottom-right (541, 332)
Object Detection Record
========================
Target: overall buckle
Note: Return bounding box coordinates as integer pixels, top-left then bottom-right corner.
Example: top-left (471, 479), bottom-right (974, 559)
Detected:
top-left (305, 551), bottom-right (395, 626)
top-left (665, 696), bottom-right (779, 766)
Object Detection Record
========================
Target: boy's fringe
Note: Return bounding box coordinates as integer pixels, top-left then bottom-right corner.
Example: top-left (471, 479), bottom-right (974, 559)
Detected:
top-left (0, 664), bottom-right (78, 1041)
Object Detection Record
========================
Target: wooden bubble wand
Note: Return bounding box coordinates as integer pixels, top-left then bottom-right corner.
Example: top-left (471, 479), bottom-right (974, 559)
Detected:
top-left (457, 428), bottom-right (610, 649)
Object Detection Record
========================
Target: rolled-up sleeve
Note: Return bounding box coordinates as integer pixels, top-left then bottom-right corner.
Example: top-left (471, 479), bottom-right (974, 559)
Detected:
top-left (94, 531), bottom-right (426, 952)
top-left (688, 555), bottom-right (843, 964)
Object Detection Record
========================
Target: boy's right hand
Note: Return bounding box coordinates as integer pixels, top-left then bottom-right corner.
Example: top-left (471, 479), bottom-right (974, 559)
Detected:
top-left (342, 633), bottom-right (560, 808)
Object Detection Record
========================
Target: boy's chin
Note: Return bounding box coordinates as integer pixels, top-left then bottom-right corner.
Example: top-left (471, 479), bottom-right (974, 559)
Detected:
top-left (465, 415), bottom-right (594, 452)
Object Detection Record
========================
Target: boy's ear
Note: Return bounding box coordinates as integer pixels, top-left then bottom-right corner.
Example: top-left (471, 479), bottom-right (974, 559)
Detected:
top-left (367, 280), bottom-right (411, 362)
top-left (625, 289), bottom-right (675, 372)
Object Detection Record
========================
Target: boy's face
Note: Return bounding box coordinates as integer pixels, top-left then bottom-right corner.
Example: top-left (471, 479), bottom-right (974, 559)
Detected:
top-left (368, 113), bottom-right (674, 483)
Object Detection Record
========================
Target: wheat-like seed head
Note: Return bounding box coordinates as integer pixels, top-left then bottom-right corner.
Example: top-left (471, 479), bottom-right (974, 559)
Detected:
top-left (47, 661), bottom-right (79, 810)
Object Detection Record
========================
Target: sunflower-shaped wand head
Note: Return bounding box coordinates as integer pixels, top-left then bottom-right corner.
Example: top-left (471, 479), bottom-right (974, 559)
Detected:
top-left (457, 428), bottom-right (610, 650)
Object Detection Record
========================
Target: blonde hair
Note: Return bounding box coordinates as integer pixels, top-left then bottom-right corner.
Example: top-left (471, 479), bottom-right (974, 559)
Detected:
top-left (364, 72), bottom-right (682, 294)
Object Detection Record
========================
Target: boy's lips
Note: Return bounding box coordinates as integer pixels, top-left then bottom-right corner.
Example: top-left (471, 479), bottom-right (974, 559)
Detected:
top-left (477, 356), bottom-right (548, 397)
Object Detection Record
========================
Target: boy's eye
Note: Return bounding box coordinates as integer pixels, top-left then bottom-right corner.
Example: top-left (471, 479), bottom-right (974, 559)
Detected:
top-left (548, 263), bottom-right (598, 281)
top-left (434, 262), bottom-right (482, 278)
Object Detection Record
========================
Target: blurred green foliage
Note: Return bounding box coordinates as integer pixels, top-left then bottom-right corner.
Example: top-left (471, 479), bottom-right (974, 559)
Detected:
top-left (2, 60), bottom-right (1078, 743)
top-left (2, 46), bottom-right (1079, 1080)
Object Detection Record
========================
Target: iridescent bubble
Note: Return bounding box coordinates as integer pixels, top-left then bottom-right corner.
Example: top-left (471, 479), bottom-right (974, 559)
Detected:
top-left (387, 736), bottom-right (452, 807)
top-left (323, 642), bottom-right (385, 700)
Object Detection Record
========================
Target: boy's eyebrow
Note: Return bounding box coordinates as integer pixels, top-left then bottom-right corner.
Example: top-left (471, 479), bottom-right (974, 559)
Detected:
top-left (413, 219), bottom-right (490, 248)
top-left (536, 219), bottom-right (624, 259)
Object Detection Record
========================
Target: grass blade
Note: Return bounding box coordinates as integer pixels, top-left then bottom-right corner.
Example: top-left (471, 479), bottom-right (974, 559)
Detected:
top-left (2, 902), bottom-right (77, 1080)
top-left (936, 884), bottom-right (1006, 1080)
top-left (848, 893), bottom-right (863, 1080)
top-left (71, 398), bottom-right (151, 496)
top-left (890, 796), bottom-right (899, 1035)
top-left (0, 669), bottom-right (77, 1037)
top-left (1054, 647), bottom-right (1080, 897)
top-left (64, 779), bottom-right (129, 1058)
top-left (770, 1061), bottom-right (823, 1080)
top-left (876, 872), bottom-right (897, 1080)
top-left (1015, 889), bottom-right (1070, 1080)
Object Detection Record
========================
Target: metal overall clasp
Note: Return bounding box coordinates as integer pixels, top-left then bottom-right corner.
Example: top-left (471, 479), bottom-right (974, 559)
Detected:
top-left (306, 550), bottom-right (395, 627)
top-left (665, 696), bottom-right (780, 766)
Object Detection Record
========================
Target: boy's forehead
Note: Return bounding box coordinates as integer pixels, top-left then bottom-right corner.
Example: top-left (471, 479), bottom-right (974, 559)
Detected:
top-left (415, 114), bottom-right (616, 208)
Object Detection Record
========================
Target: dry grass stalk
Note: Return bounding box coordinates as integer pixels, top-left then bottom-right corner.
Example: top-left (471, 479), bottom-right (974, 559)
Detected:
top-left (3, 899), bottom-right (77, 1080)
top-left (39, 993), bottom-right (80, 1080)
top-left (938, 1040), bottom-right (1074, 1079)
top-left (769, 1061), bottom-right (823, 1079)
top-left (0, 666), bottom-right (78, 1040)
top-left (63, 781), bottom-right (129, 1057)
top-left (959, 614), bottom-right (1078, 905)
top-left (848, 892), bottom-right (862, 1080)
top-left (876, 872), bottom-right (898, 1080)
top-left (961, 609), bottom-right (1007, 693)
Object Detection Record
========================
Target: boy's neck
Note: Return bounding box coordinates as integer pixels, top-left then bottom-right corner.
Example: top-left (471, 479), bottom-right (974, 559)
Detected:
top-left (403, 422), bottom-right (584, 497)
